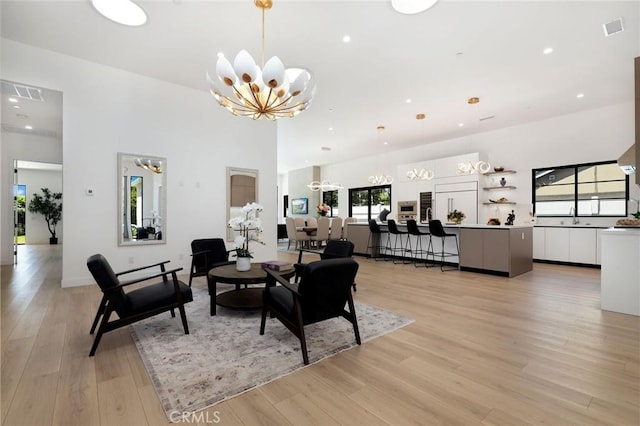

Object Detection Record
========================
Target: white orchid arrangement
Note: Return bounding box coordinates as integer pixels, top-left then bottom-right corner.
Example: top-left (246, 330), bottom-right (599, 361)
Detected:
top-left (228, 202), bottom-right (265, 258)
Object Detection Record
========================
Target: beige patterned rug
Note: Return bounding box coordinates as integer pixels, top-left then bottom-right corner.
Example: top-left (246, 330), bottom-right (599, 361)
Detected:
top-left (130, 284), bottom-right (413, 421)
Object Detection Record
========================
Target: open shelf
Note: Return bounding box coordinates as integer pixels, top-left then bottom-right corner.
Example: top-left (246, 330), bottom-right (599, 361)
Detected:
top-left (483, 170), bottom-right (517, 176)
top-left (483, 186), bottom-right (517, 190)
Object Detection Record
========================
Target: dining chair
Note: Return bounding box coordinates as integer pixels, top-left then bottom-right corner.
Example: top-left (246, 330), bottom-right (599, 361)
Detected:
top-left (328, 216), bottom-right (343, 240)
top-left (310, 216), bottom-right (330, 248)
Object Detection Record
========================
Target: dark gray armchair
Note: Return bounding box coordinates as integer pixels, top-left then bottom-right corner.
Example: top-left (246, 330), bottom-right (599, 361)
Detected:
top-left (260, 258), bottom-right (360, 365)
top-left (87, 254), bottom-right (193, 356)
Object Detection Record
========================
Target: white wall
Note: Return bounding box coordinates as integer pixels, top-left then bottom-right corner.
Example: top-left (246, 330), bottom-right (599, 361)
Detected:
top-left (1, 39), bottom-right (278, 286)
top-left (319, 102), bottom-right (639, 225)
top-left (19, 168), bottom-right (63, 244)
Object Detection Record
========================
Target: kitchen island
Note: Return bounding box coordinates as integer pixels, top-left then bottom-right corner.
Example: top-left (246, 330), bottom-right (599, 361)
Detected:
top-left (601, 227), bottom-right (640, 316)
top-left (346, 222), bottom-right (532, 277)
top-left (458, 224), bottom-right (533, 277)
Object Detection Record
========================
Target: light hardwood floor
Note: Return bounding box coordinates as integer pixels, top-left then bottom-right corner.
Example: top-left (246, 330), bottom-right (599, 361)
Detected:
top-left (1, 244), bottom-right (639, 426)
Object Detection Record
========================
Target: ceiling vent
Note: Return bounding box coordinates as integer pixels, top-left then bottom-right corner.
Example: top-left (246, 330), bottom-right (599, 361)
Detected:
top-left (603, 18), bottom-right (624, 37)
top-left (1, 124), bottom-right (57, 138)
top-left (0, 81), bottom-right (44, 101)
top-left (479, 115), bottom-right (495, 121)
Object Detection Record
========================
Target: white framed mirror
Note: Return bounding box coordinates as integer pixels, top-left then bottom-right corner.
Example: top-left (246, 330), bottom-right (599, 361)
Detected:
top-left (227, 167), bottom-right (259, 241)
top-left (118, 153), bottom-right (167, 246)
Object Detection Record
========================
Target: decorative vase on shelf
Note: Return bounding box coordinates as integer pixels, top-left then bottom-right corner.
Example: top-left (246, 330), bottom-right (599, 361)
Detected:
top-left (235, 256), bottom-right (251, 272)
top-left (499, 177), bottom-right (507, 187)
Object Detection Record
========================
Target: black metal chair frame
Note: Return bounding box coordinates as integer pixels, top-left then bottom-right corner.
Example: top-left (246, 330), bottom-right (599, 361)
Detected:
top-left (260, 259), bottom-right (361, 365)
top-left (406, 219), bottom-right (432, 267)
top-left (427, 220), bottom-right (460, 271)
top-left (366, 219), bottom-right (391, 261)
top-left (386, 219), bottom-right (412, 264)
top-left (87, 256), bottom-right (191, 356)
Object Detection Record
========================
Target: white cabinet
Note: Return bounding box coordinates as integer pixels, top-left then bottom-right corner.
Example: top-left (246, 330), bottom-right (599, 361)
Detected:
top-left (533, 227), bottom-right (545, 259)
top-left (544, 227), bottom-right (570, 262)
top-left (569, 228), bottom-right (597, 264)
top-left (535, 226), bottom-right (601, 265)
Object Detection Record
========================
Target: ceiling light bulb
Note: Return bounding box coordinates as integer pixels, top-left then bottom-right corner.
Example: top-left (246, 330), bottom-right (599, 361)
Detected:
top-left (13, 105), bottom-right (21, 109)
top-left (576, 93), bottom-right (585, 98)
top-left (8, 97), bottom-right (18, 103)
top-left (391, 0), bottom-right (439, 15)
top-left (342, 35), bottom-right (351, 43)
top-left (459, 123), bottom-right (465, 127)
top-left (25, 125), bottom-right (33, 130)
top-left (405, 98), bottom-right (412, 103)
top-left (543, 47), bottom-right (554, 54)
top-left (91, 0), bottom-right (147, 26)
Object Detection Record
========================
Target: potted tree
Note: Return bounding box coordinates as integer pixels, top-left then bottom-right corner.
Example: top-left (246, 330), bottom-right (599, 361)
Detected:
top-left (28, 188), bottom-right (62, 244)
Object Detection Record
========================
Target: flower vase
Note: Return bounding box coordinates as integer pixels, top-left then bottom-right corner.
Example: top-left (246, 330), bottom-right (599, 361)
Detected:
top-left (236, 257), bottom-right (251, 272)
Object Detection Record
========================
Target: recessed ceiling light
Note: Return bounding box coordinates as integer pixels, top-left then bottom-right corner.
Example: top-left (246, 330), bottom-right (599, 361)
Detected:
top-left (405, 98), bottom-right (412, 104)
top-left (328, 127), bottom-right (334, 131)
top-left (91, 0), bottom-right (147, 26)
top-left (12, 105), bottom-right (21, 109)
top-left (8, 97), bottom-right (18, 103)
top-left (576, 93), bottom-right (585, 98)
top-left (543, 47), bottom-right (554, 55)
top-left (458, 123), bottom-right (465, 127)
top-left (391, 0), bottom-right (438, 14)
top-left (342, 35), bottom-right (351, 43)
top-left (383, 141), bottom-right (388, 145)
top-left (25, 125), bottom-right (33, 130)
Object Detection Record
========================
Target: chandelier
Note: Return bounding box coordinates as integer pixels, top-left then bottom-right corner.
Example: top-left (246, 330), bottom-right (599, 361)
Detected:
top-left (207, 0), bottom-right (315, 120)
top-left (307, 180), bottom-right (344, 191)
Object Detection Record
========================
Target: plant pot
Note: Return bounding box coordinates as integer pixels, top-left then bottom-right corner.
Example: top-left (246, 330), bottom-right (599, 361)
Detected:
top-left (235, 257), bottom-right (251, 272)
top-left (49, 237), bottom-right (58, 245)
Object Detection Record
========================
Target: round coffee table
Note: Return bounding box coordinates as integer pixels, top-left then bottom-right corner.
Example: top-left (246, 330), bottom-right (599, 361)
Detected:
top-left (207, 263), bottom-right (294, 316)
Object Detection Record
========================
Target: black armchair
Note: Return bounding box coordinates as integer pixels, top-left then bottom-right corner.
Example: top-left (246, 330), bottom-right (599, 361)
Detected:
top-left (189, 238), bottom-right (234, 286)
top-left (86, 254), bottom-right (193, 356)
top-left (294, 239), bottom-right (356, 288)
top-left (260, 258), bottom-right (360, 365)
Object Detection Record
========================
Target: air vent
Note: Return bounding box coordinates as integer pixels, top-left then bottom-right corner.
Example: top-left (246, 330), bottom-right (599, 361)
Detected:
top-left (1, 124), bottom-right (57, 138)
top-left (603, 18), bottom-right (624, 37)
top-left (0, 81), bottom-right (44, 101)
top-left (479, 115), bottom-right (495, 121)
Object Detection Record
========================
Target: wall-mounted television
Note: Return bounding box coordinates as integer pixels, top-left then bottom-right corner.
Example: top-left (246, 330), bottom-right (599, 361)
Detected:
top-left (291, 197), bottom-right (308, 214)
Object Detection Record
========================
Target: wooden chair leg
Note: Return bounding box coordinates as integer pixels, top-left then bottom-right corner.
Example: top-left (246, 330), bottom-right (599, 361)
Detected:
top-left (293, 301), bottom-right (309, 365)
top-left (347, 294), bottom-right (361, 345)
top-left (90, 295), bottom-right (108, 334)
top-left (89, 306), bottom-right (114, 356)
top-left (178, 303), bottom-right (189, 334)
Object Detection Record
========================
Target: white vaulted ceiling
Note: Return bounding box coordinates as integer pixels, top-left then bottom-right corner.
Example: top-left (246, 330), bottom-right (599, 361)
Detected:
top-left (1, 1), bottom-right (638, 172)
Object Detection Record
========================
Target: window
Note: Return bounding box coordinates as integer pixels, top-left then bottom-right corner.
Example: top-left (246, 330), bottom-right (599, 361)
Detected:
top-left (533, 160), bottom-right (628, 217)
top-left (349, 185), bottom-right (391, 222)
top-left (322, 190), bottom-right (339, 217)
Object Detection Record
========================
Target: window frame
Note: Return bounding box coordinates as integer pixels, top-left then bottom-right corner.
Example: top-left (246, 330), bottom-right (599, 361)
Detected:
top-left (348, 184), bottom-right (392, 222)
top-left (322, 190), bottom-right (338, 217)
top-left (531, 160), bottom-right (629, 218)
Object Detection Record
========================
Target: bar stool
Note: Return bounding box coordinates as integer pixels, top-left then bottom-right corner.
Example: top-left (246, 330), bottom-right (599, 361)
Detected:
top-left (367, 219), bottom-right (390, 261)
top-left (386, 219), bottom-right (411, 264)
top-left (427, 219), bottom-right (459, 271)
top-left (406, 219), bottom-right (431, 267)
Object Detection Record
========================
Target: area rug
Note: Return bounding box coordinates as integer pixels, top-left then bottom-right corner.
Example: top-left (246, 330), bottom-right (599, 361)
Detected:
top-left (130, 285), bottom-right (413, 421)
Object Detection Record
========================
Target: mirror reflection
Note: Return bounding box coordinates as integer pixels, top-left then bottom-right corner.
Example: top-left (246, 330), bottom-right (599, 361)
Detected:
top-left (227, 167), bottom-right (259, 241)
top-left (118, 153), bottom-right (166, 246)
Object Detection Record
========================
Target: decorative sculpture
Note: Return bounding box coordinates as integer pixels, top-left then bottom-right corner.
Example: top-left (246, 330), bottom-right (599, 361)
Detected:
top-left (506, 210), bottom-right (516, 226)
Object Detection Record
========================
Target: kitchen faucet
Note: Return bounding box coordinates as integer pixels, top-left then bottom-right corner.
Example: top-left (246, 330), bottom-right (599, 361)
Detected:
top-left (569, 206), bottom-right (579, 224)
top-left (426, 207), bottom-right (433, 221)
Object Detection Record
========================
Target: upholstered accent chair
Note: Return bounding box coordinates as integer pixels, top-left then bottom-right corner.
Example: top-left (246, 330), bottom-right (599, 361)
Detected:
top-left (86, 254), bottom-right (192, 356)
top-left (260, 258), bottom-right (360, 365)
top-left (189, 238), bottom-right (234, 286)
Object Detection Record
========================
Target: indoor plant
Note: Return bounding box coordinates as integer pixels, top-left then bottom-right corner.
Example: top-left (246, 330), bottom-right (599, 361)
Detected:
top-left (447, 209), bottom-right (465, 224)
top-left (228, 202), bottom-right (264, 271)
top-left (28, 187), bottom-right (62, 244)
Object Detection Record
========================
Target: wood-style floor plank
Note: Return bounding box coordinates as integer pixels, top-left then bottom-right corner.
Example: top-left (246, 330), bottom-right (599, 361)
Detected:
top-left (1, 244), bottom-right (638, 426)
